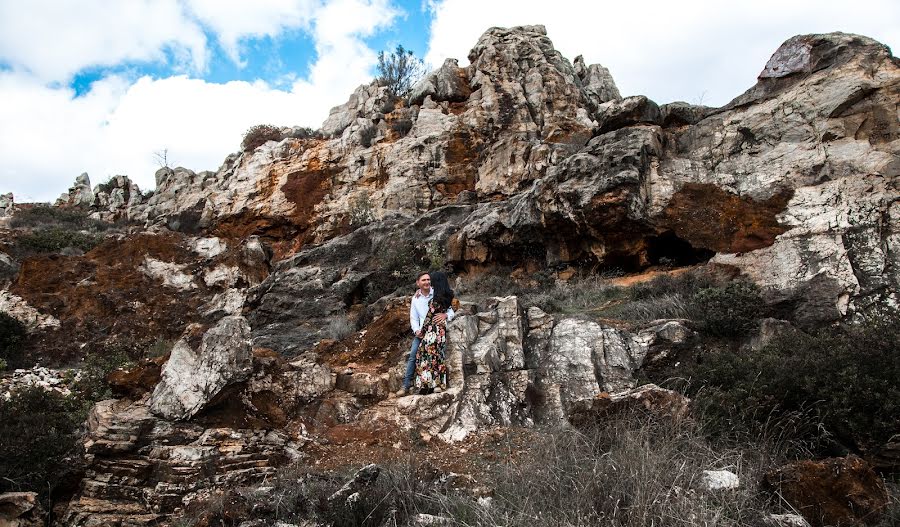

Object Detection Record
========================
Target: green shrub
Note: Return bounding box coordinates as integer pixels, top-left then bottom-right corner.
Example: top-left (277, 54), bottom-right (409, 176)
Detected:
top-left (242, 124), bottom-right (285, 152)
top-left (16, 227), bottom-right (103, 255)
top-left (358, 124), bottom-right (377, 148)
top-left (349, 192), bottom-right (375, 228)
top-left (0, 357), bottom-right (7, 371)
top-left (72, 347), bottom-right (133, 402)
top-left (8, 205), bottom-right (110, 231)
top-left (690, 280), bottom-right (764, 337)
top-left (390, 118), bottom-right (413, 137)
top-left (0, 386), bottom-right (85, 494)
top-left (691, 315), bottom-right (900, 449)
top-left (0, 312), bottom-right (26, 368)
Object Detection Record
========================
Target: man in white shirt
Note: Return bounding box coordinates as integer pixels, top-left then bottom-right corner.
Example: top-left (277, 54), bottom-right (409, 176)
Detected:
top-left (394, 271), bottom-right (455, 397)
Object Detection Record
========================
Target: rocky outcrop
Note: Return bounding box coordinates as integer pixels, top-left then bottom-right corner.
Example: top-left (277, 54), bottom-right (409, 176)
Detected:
top-left (0, 290), bottom-right (61, 331)
top-left (765, 456), bottom-right (890, 527)
top-left (150, 316), bottom-right (253, 420)
top-left (408, 58), bottom-right (471, 106)
top-left (0, 492), bottom-right (44, 527)
top-left (91, 175), bottom-right (146, 222)
top-left (574, 54), bottom-right (621, 110)
top-left (39, 28), bottom-right (893, 328)
top-left (56, 172), bottom-right (94, 208)
top-left (365, 296), bottom-right (692, 441)
top-left (63, 398), bottom-right (301, 527)
top-left (0, 193), bottom-right (14, 218)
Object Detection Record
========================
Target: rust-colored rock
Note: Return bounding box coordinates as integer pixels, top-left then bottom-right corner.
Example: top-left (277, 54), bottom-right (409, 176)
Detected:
top-left (567, 384), bottom-right (692, 428)
top-left (660, 183), bottom-right (792, 254)
top-left (764, 456), bottom-right (889, 527)
top-left (106, 356), bottom-right (166, 398)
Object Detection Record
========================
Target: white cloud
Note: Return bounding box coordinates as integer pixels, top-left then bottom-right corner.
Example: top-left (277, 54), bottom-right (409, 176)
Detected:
top-left (0, 0), bottom-right (401, 202)
top-left (424, 0), bottom-right (900, 107)
top-left (185, 0), bottom-right (321, 64)
top-left (0, 0), bottom-right (208, 82)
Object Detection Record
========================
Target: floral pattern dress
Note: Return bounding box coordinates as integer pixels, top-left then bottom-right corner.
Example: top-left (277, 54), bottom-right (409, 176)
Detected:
top-left (415, 300), bottom-right (448, 391)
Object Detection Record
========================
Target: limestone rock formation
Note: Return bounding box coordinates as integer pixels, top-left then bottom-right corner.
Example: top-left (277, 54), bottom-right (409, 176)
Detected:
top-left (150, 316), bottom-right (253, 420)
top-left (5, 26), bottom-right (899, 526)
top-left (44, 28), bottom-right (893, 331)
top-left (408, 58), bottom-right (471, 106)
top-left (90, 175), bottom-right (145, 222)
top-left (64, 397), bottom-right (301, 527)
top-left (0, 193), bottom-right (14, 218)
top-left (56, 172), bottom-right (94, 208)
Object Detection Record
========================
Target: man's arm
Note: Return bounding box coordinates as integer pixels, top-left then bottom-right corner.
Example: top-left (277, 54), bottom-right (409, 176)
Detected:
top-left (410, 298), bottom-right (420, 334)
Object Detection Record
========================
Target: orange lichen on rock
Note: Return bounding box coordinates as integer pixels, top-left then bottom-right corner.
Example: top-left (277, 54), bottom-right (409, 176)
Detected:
top-left (441, 128), bottom-right (482, 198)
top-left (661, 183), bottom-right (792, 253)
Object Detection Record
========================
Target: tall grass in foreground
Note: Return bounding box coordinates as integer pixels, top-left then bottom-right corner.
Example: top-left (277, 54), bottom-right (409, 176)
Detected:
top-left (178, 411), bottom-right (837, 527)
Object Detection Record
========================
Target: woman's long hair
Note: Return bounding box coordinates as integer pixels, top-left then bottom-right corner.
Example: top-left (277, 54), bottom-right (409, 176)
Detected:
top-left (429, 271), bottom-right (454, 311)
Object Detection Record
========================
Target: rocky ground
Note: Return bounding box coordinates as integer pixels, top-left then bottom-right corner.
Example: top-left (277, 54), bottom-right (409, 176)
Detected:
top-left (0, 25), bottom-right (898, 527)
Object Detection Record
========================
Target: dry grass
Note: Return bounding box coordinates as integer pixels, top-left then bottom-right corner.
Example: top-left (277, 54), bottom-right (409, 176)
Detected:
top-left (182, 412), bottom-right (832, 527)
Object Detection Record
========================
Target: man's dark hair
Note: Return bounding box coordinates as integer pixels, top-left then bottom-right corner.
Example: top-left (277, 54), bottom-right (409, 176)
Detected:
top-left (416, 271), bottom-right (430, 280)
top-left (429, 271), bottom-right (454, 311)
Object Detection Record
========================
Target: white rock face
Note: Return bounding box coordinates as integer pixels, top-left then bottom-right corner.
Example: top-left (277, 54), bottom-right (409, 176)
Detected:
top-left (0, 193), bottom-right (13, 217)
top-left (701, 469), bottom-right (740, 490)
top-left (0, 366), bottom-right (79, 399)
top-left (150, 316), bottom-right (253, 420)
top-left (203, 265), bottom-right (241, 287)
top-left (56, 172), bottom-right (95, 208)
top-left (391, 296), bottom-right (691, 440)
top-left (139, 257), bottom-right (197, 290)
top-left (0, 290), bottom-right (61, 330)
top-left (192, 237), bottom-right (227, 259)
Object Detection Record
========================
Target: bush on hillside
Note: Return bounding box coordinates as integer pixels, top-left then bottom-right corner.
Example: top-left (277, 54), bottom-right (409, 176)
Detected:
top-left (72, 347), bottom-right (133, 402)
top-left (15, 227), bottom-right (103, 255)
top-left (690, 280), bottom-right (764, 337)
top-left (691, 314), bottom-right (900, 449)
top-left (242, 124), bottom-right (285, 152)
top-left (8, 205), bottom-right (111, 231)
top-left (0, 312), bottom-right (27, 368)
top-left (0, 386), bottom-right (85, 495)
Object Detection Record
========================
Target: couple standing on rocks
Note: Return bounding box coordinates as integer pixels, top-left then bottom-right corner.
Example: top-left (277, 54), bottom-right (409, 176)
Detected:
top-left (394, 271), bottom-right (456, 397)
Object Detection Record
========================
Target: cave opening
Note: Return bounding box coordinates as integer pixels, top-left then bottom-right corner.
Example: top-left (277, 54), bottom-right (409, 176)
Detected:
top-left (590, 231), bottom-right (715, 276)
top-left (645, 231), bottom-right (715, 267)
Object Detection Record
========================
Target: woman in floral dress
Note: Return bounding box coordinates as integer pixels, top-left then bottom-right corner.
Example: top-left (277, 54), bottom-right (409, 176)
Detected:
top-left (415, 271), bottom-right (454, 393)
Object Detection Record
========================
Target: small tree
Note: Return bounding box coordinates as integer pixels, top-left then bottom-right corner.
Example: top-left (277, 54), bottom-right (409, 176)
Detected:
top-left (376, 44), bottom-right (426, 98)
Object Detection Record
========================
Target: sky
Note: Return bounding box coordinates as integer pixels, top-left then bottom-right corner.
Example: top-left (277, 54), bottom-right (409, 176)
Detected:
top-left (1, 0), bottom-right (897, 203)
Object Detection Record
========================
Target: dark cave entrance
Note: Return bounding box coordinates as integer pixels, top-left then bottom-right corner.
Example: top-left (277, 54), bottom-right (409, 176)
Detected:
top-left (591, 231), bottom-right (715, 275)
top-left (644, 231), bottom-right (715, 267)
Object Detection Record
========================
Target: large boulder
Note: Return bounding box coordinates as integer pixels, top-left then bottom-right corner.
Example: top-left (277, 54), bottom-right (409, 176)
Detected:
top-left (409, 58), bottom-right (471, 106)
top-left (150, 316), bottom-right (253, 420)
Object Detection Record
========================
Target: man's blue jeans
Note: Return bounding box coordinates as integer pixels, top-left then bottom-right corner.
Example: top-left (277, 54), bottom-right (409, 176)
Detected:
top-left (402, 336), bottom-right (421, 390)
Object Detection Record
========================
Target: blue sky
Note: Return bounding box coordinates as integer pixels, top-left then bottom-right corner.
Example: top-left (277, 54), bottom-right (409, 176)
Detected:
top-left (1, 0), bottom-right (897, 202)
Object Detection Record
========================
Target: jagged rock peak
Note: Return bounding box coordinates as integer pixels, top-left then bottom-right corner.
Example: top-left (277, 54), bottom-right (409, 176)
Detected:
top-left (760, 32), bottom-right (895, 79)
